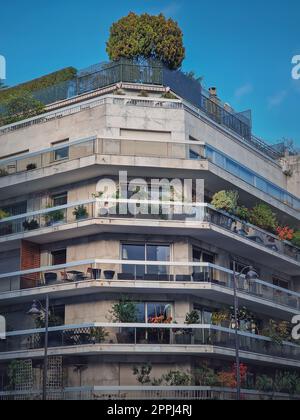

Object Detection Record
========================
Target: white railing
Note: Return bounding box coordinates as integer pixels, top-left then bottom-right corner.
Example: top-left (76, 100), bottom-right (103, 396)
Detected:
top-left (0, 386), bottom-right (299, 400)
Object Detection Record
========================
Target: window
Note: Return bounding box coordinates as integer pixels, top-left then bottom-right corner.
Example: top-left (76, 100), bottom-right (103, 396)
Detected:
top-left (52, 139), bottom-right (69, 162)
top-left (122, 243), bottom-right (170, 277)
top-left (52, 192), bottom-right (68, 207)
top-left (230, 260), bottom-right (260, 277)
top-left (51, 249), bottom-right (67, 266)
top-left (193, 248), bottom-right (214, 263)
top-left (189, 149), bottom-right (201, 160)
top-left (2, 201), bottom-right (27, 216)
top-left (273, 278), bottom-right (290, 290)
top-left (135, 302), bottom-right (173, 323)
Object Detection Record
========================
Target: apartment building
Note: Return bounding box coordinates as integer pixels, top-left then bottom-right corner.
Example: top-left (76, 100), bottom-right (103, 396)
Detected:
top-left (0, 60), bottom-right (299, 400)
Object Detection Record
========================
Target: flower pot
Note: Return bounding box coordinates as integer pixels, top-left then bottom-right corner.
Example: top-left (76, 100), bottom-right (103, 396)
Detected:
top-left (104, 270), bottom-right (115, 280)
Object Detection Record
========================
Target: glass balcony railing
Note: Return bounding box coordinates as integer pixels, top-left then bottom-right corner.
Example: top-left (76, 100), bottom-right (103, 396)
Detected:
top-left (1, 323), bottom-right (300, 362)
top-left (0, 132), bottom-right (205, 177)
top-left (0, 259), bottom-right (299, 311)
top-left (0, 125), bottom-right (298, 213)
top-left (0, 199), bottom-right (299, 262)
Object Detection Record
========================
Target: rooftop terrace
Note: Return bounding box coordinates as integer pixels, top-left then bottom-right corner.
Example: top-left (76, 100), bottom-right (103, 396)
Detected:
top-left (0, 59), bottom-right (282, 161)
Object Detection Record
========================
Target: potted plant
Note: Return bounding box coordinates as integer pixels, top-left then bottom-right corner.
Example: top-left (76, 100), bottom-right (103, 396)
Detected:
top-left (249, 204), bottom-right (278, 233)
top-left (277, 226), bottom-right (294, 242)
top-left (89, 327), bottom-right (109, 344)
top-left (176, 310), bottom-right (200, 345)
top-left (211, 309), bottom-right (230, 327)
top-left (291, 231), bottom-right (300, 248)
top-left (104, 270), bottom-right (115, 280)
top-left (44, 206), bottom-right (65, 226)
top-left (110, 297), bottom-right (138, 343)
top-left (26, 163), bottom-right (37, 171)
top-left (23, 219), bottom-right (40, 231)
top-left (0, 209), bottom-right (10, 220)
top-left (211, 190), bottom-right (239, 214)
top-left (73, 205), bottom-right (89, 220)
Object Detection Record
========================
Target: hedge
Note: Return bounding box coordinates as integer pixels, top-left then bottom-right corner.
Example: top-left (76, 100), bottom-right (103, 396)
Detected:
top-left (0, 67), bottom-right (77, 104)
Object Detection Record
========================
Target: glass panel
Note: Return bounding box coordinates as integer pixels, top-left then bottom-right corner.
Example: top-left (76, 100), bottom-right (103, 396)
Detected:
top-left (54, 147), bottom-right (69, 161)
top-left (122, 244), bottom-right (145, 277)
top-left (52, 193), bottom-right (68, 207)
top-left (147, 303), bottom-right (172, 322)
top-left (146, 245), bottom-right (170, 275)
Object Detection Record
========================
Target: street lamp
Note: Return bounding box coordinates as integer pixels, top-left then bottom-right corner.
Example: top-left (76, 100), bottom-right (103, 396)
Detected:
top-left (232, 263), bottom-right (258, 401)
top-left (27, 296), bottom-right (50, 401)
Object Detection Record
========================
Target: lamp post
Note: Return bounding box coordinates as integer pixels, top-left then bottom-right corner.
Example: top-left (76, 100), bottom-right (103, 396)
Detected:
top-left (27, 295), bottom-right (49, 401)
top-left (232, 263), bottom-right (258, 401)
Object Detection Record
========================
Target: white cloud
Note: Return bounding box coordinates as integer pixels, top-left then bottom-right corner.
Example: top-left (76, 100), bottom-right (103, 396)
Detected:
top-left (234, 83), bottom-right (253, 100)
top-left (268, 90), bottom-right (288, 108)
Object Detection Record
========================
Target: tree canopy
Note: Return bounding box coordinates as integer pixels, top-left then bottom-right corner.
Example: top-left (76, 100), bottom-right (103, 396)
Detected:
top-left (106, 13), bottom-right (185, 70)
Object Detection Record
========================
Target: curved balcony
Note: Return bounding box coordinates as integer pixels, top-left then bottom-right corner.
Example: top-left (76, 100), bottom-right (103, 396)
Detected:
top-left (0, 200), bottom-right (299, 270)
top-left (0, 260), bottom-right (299, 316)
top-left (1, 323), bottom-right (300, 368)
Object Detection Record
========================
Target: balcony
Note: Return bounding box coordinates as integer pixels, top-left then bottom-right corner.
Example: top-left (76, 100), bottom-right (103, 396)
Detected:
top-left (0, 259), bottom-right (299, 315)
top-left (0, 386), bottom-right (299, 401)
top-left (0, 200), bottom-right (299, 270)
top-left (1, 323), bottom-right (300, 368)
top-left (0, 120), bottom-right (298, 215)
top-left (0, 59), bottom-right (253, 145)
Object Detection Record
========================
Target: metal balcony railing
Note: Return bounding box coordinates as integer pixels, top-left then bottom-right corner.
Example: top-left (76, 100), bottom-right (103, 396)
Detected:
top-left (0, 259), bottom-right (300, 312)
top-left (1, 323), bottom-right (300, 363)
top-left (0, 198), bottom-right (299, 263)
top-left (0, 386), bottom-right (299, 400)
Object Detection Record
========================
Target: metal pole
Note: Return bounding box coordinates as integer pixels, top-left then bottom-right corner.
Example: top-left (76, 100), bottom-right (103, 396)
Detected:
top-left (42, 295), bottom-right (49, 401)
top-left (233, 261), bottom-right (241, 401)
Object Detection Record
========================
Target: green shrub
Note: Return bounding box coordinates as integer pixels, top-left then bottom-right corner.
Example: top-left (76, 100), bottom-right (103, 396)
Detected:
top-left (235, 205), bottom-right (250, 222)
top-left (211, 190), bottom-right (239, 213)
top-left (291, 231), bottom-right (300, 248)
top-left (256, 375), bottom-right (274, 393)
top-left (110, 296), bottom-right (138, 323)
top-left (0, 91), bottom-right (45, 125)
top-left (0, 67), bottom-right (77, 104)
top-left (0, 209), bottom-right (10, 220)
top-left (249, 204), bottom-right (278, 232)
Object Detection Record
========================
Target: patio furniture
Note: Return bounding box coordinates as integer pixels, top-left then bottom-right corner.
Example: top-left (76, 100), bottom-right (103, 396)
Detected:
top-left (87, 268), bottom-right (102, 280)
top-left (67, 270), bottom-right (86, 281)
top-left (44, 272), bottom-right (58, 285)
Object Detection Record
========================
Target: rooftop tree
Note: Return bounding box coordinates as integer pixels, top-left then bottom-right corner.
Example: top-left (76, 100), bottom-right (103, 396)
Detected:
top-left (106, 12), bottom-right (185, 70)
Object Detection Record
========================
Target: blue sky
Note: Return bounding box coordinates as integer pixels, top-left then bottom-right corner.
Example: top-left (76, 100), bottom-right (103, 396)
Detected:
top-left (1, 0), bottom-right (299, 145)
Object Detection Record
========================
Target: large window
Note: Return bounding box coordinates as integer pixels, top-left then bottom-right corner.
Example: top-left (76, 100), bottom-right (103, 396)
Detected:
top-left (122, 243), bottom-right (170, 277)
top-left (52, 192), bottom-right (68, 207)
top-left (206, 145), bottom-right (300, 211)
top-left (135, 302), bottom-right (173, 323)
top-left (51, 249), bottom-right (67, 266)
top-left (2, 201), bottom-right (27, 216)
top-left (52, 140), bottom-right (69, 162)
